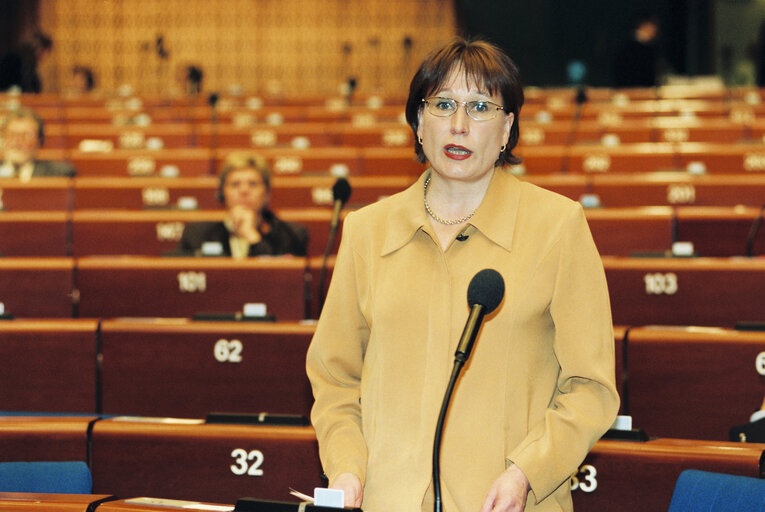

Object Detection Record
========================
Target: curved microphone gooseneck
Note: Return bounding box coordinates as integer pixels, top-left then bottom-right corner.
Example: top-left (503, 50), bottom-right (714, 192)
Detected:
top-left (745, 203), bottom-right (765, 257)
top-left (317, 177), bottom-right (352, 316)
top-left (433, 269), bottom-right (505, 512)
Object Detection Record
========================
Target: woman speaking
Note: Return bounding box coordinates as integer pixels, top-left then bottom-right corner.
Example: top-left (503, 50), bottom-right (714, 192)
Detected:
top-left (306, 38), bottom-right (619, 512)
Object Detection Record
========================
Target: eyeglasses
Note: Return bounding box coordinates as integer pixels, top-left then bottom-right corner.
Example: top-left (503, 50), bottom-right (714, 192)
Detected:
top-left (422, 97), bottom-right (505, 121)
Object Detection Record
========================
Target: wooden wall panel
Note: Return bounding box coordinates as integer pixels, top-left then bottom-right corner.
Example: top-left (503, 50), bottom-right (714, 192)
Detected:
top-left (37, 0), bottom-right (456, 96)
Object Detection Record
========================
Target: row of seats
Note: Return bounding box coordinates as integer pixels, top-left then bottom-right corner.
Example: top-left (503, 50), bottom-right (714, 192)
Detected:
top-left (1, 206), bottom-right (762, 259)
top-left (13, 92), bottom-right (765, 124)
top-left (0, 255), bottom-right (763, 325)
top-left (1, 320), bottom-right (762, 442)
top-left (4, 174), bottom-right (765, 211)
top-left (0, 414), bottom-right (763, 511)
top-left (32, 117), bottom-right (765, 151)
top-left (29, 142), bottom-right (765, 177)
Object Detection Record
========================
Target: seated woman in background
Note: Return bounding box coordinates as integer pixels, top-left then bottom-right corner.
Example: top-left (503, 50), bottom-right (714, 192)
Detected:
top-left (173, 151), bottom-right (308, 258)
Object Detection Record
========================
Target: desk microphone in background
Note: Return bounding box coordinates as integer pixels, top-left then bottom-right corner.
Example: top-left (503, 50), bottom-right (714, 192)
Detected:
top-left (432, 268), bottom-right (505, 512)
top-left (317, 177), bottom-right (352, 316)
top-left (745, 204), bottom-right (765, 257)
top-left (560, 85), bottom-right (588, 174)
top-left (207, 92), bottom-right (220, 176)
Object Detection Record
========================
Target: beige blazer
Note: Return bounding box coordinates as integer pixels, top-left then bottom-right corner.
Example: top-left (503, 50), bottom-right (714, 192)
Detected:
top-left (306, 168), bottom-right (619, 512)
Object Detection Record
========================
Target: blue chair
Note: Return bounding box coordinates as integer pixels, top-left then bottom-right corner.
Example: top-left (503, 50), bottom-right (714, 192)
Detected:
top-left (0, 461), bottom-right (92, 494)
top-left (668, 469), bottom-right (765, 512)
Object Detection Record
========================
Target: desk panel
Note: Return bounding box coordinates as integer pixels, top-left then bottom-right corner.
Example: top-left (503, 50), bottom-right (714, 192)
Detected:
top-left (0, 259), bottom-right (74, 317)
top-left (71, 209), bottom-right (338, 260)
top-left (585, 207), bottom-right (674, 256)
top-left (0, 320), bottom-right (98, 412)
top-left (590, 174), bottom-right (765, 207)
top-left (69, 149), bottom-right (214, 178)
top-left (71, 210), bottom-right (224, 257)
top-left (76, 256), bottom-right (307, 320)
top-left (0, 212), bottom-right (69, 257)
top-left (0, 493), bottom-right (113, 511)
top-left (676, 143), bottom-right (765, 174)
top-left (73, 177), bottom-right (220, 210)
top-left (96, 497), bottom-right (233, 511)
top-left (224, 147), bottom-right (361, 176)
top-left (197, 123), bottom-right (337, 148)
top-left (603, 257), bottom-right (765, 327)
top-left (99, 319), bottom-right (315, 417)
top-left (572, 438), bottom-right (765, 512)
top-left (567, 144), bottom-right (678, 174)
top-left (90, 420), bottom-right (324, 504)
top-left (65, 124), bottom-right (194, 150)
top-left (675, 207), bottom-right (765, 257)
top-left (626, 326), bottom-right (765, 440)
top-left (0, 179), bottom-right (71, 211)
top-left (0, 417), bottom-right (97, 462)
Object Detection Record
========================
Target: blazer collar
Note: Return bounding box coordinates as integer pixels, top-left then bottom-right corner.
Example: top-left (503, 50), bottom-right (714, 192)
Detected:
top-left (380, 168), bottom-right (520, 256)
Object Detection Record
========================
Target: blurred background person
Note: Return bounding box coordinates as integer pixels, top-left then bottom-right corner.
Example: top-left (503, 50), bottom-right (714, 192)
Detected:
top-left (67, 65), bottom-right (95, 94)
top-left (0, 31), bottom-right (53, 93)
top-left (173, 151), bottom-right (308, 258)
top-left (614, 12), bottom-right (661, 88)
top-left (0, 109), bottom-right (76, 181)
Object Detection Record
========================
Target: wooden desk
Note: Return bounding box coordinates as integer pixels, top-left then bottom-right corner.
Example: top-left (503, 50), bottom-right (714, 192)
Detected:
top-left (99, 319), bottom-right (315, 418)
top-left (72, 175), bottom-right (413, 211)
top-left (197, 123), bottom-right (337, 148)
top-left (219, 147), bottom-right (362, 177)
top-left (589, 173), bottom-right (765, 207)
top-left (69, 149), bottom-right (214, 178)
top-left (572, 438), bottom-right (765, 512)
top-left (0, 320), bottom-right (98, 413)
top-left (0, 417), bottom-right (97, 462)
top-left (603, 256), bottom-right (765, 327)
top-left (676, 142), bottom-right (765, 174)
top-left (63, 124), bottom-right (195, 150)
top-left (90, 420), bottom-right (324, 504)
top-left (625, 326), bottom-right (765, 440)
top-left (75, 256), bottom-right (308, 320)
top-left (566, 143), bottom-right (678, 174)
top-left (0, 493), bottom-right (114, 511)
top-left (96, 497), bottom-right (233, 511)
top-left (0, 212), bottom-right (69, 257)
top-left (675, 206), bottom-right (765, 257)
top-left (0, 178), bottom-right (72, 211)
top-left (71, 210), bottom-right (225, 257)
top-left (0, 258), bottom-right (75, 318)
top-left (585, 207), bottom-right (674, 256)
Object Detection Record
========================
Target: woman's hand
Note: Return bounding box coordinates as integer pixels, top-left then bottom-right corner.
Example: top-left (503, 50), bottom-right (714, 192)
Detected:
top-left (330, 472), bottom-right (363, 507)
top-left (479, 464), bottom-right (530, 512)
top-left (230, 205), bottom-right (261, 244)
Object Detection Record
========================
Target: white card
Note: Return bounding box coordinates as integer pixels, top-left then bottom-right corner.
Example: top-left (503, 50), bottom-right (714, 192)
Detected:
top-left (314, 487), bottom-right (345, 508)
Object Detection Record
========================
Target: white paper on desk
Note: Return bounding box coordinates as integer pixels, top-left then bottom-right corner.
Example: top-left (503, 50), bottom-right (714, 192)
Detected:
top-left (288, 488), bottom-right (346, 508)
top-left (314, 487), bottom-right (344, 508)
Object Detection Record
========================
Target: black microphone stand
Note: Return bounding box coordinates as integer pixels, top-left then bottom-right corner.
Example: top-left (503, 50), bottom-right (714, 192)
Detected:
top-left (432, 304), bottom-right (486, 512)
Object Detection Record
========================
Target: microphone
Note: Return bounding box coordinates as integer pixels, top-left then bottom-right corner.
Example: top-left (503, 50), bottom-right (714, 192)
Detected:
top-left (317, 178), bottom-right (352, 316)
top-left (745, 204), bottom-right (765, 257)
top-left (207, 92), bottom-right (220, 176)
top-left (330, 177), bottom-right (352, 232)
top-left (454, 269), bottom-right (505, 363)
top-left (560, 85), bottom-right (588, 174)
top-left (433, 269), bottom-right (505, 512)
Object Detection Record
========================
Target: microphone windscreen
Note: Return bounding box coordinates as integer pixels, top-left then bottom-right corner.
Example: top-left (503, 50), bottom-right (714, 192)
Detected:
top-left (467, 268), bottom-right (505, 314)
top-left (332, 177), bottom-right (352, 204)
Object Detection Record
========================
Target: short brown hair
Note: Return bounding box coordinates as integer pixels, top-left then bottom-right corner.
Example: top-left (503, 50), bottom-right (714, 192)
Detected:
top-left (217, 151), bottom-right (271, 202)
top-left (405, 37), bottom-right (524, 167)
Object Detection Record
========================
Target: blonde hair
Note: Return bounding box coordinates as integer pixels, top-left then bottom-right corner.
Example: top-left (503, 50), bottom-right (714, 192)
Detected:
top-left (217, 151), bottom-right (271, 202)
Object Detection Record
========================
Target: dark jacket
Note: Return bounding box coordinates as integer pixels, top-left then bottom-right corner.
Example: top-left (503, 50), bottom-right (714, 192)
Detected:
top-left (172, 211), bottom-right (308, 257)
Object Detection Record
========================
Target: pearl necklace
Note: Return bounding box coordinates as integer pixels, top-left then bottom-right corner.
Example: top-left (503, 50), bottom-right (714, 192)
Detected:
top-left (423, 175), bottom-right (476, 225)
